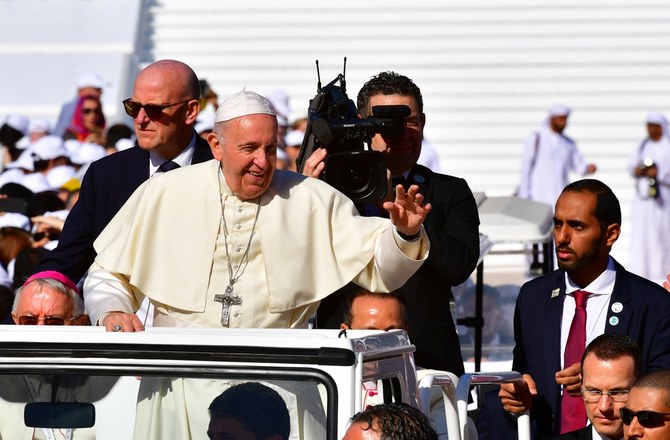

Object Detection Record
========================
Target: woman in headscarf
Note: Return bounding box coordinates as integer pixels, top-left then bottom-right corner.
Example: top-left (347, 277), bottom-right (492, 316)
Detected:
top-left (63, 94), bottom-right (106, 145)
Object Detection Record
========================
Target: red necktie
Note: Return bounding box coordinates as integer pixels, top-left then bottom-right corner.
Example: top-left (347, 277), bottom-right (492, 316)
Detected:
top-left (560, 290), bottom-right (590, 433)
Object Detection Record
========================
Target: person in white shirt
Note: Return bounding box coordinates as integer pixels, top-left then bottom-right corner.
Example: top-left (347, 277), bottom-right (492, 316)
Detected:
top-left (628, 112), bottom-right (670, 285)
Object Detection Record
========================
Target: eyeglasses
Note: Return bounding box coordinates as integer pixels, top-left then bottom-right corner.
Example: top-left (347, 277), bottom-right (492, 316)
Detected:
top-left (581, 388), bottom-right (630, 403)
top-left (82, 108), bottom-right (102, 115)
top-left (620, 408), bottom-right (670, 427)
top-left (18, 315), bottom-right (78, 325)
top-left (122, 98), bottom-right (191, 119)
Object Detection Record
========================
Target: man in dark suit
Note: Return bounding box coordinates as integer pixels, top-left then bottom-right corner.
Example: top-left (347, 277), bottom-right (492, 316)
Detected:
top-left (305, 71), bottom-right (480, 375)
top-left (38, 59), bottom-right (214, 283)
top-left (550, 333), bottom-right (641, 440)
top-left (479, 179), bottom-right (670, 439)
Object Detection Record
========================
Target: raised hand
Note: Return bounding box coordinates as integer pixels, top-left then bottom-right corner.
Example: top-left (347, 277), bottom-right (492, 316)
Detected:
top-left (382, 184), bottom-right (432, 236)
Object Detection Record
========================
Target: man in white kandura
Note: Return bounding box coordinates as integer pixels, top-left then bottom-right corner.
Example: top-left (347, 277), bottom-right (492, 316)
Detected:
top-left (84, 89), bottom-right (431, 332)
top-left (518, 104), bottom-right (596, 207)
top-left (628, 112), bottom-right (670, 286)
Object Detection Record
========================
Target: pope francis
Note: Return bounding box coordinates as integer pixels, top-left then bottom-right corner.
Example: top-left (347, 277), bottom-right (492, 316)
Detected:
top-left (81, 89), bottom-right (432, 439)
top-left (84, 89), bottom-right (431, 332)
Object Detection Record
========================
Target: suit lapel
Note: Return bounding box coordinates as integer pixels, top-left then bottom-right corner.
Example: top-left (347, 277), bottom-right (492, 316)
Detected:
top-left (605, 261), bottom-right (632, 334)
top-left (545, 276), bottom-right (566, 375)
top-left (124, 147), bottom-right (151, 183)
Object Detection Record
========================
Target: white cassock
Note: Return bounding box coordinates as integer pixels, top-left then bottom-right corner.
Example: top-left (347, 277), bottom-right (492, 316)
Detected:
top-left (84, 159), bottom-right (429, 328)
top-left (83, 159), bottom-right (430, 439)
top-left (628, 136), bottom-right (670, 285)
top-left (518, 125), bottom-right (590, 207)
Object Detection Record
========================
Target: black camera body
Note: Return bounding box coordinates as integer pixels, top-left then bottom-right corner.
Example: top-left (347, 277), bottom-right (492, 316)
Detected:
top-left (296, 70), bottom-right (409, 203)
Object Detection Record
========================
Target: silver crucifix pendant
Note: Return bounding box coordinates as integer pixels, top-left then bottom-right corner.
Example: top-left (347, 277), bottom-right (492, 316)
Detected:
top-left (214, 289), bottom-right (242, 326)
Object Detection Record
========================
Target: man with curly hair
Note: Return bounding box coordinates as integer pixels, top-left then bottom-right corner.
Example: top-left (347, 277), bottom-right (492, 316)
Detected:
top-left (342, 402), bottom-right (438, 440)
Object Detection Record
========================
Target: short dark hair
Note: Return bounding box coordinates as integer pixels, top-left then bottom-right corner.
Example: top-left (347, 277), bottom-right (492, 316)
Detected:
top-left (208, 382), bottom-right (290, 440)
top-left (632, 371), bottom-right (670, 406)
top-left (561, 179), bottom-right (622, 229)
top-left (342, 289), bottom-right (407, 329)
top-left (581, 333), bottom-right (642, 380)
top-left (349, 402), bottom-right (438, 440)
top-left (356, 72), bottom-right (423, 117)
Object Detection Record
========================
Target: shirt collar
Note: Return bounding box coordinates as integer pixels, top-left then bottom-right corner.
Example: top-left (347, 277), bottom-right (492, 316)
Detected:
top-left (591, 424), bottom-right (622, 440)
top-left (149, 133), bottom-right (197, 175)
top-left (565, 256), bottom-right (616, 295)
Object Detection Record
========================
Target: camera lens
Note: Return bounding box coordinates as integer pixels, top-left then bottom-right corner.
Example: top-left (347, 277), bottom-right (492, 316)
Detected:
top-left (341, 162), bottom-right (371, 194)
top-left (324, 151), bottom-right (387, 203)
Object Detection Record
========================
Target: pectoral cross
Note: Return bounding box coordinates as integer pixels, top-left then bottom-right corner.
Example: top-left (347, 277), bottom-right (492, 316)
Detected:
top-left (214, 286), bottom-right (242, 326)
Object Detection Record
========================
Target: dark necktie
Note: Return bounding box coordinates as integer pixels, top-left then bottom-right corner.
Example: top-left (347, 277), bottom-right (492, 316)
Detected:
top-left (560, 290), bottom-right (590, 433)
top-left (391, 175), bottom-right (407, 188)
top-left (157, 160), bottom-right (180, 173)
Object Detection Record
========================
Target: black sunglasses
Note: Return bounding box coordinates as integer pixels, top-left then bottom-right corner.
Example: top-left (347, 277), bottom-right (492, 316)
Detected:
top-left (82, 107), bottom-right (102, 115)
top-left (18, 315), bottom-right (78, 325)
top-left (620, 407), bottom-right (670, 427)
top-left (122, 98), bottom-right (191, 119)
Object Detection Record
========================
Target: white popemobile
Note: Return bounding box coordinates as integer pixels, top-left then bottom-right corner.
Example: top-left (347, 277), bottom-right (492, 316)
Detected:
top-left (0, 326), bottom-right (529, 439)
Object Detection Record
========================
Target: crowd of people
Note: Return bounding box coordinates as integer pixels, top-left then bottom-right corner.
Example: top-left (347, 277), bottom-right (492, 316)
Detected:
top-left (1, 58), bottom-right (669, 440)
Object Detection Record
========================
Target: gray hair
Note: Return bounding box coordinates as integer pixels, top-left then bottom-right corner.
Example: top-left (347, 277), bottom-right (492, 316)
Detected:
top-left (212, 121), bottom-right (226, 144)
top-left (13, 277), bottom-right (84, 317)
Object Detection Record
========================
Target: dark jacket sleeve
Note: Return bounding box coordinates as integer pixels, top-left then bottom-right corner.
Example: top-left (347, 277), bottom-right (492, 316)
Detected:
top-left (422, 176), bottom-right (480, 286)
top-left (36, 162), bottom-right (99, 282)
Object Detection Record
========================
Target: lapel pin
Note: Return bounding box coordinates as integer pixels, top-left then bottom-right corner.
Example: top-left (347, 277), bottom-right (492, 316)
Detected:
top-left (611, 302), bottom-right (623, 314)
top-left (551, 288), bottom-right (560, 298)
top-left (609, 316), bottom-right (620, 326)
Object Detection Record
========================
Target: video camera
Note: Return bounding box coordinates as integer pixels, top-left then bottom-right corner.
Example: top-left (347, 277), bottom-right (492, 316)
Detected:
top-left (296, 60), bottom-right (410, 203)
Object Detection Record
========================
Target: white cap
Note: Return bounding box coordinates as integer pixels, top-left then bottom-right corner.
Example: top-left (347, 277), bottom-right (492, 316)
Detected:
top-left (195, 112), bottom-right (215, 134)
top-left (64, 139), bottom-right (82, 157)
top-left (46, 165), bottom-right (76, 189)
top-left (15, 136), bottom-right (30, 150)
top-left (4, 113), bottom-right (29, 134)
top-left (41, 209), bottom-right (70, 222)
top-left (548, 104), bottom-right (571, 118)
top-left (28, 118), bottom-right (50, 134)
top-left (215, 90), bottom-right (276, 123)
top-left (76, 72), bottom-right (105, 90)
top-left (7, 148), bottom-right (35, 171)
top-left (115, 138), bottom-right (134, 151)
top-left (285, 130), bottom-right (304, 147)
top-left (0, 212), bottom-right (30, 230)
top-left (31, 136), bottom-right (69, 161)
top-left (70, 142), bottom-right (106, 165)
top-left (20, 173), bottom-right (50, 193)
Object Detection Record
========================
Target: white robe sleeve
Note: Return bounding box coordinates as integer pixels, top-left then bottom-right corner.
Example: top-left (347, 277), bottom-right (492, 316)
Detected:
top-left (353, 225), bottom-right (429, 293)
top-left (84, 262), bottom-right (143, 325)
top-left (568, 142), bottom-right (589, 175)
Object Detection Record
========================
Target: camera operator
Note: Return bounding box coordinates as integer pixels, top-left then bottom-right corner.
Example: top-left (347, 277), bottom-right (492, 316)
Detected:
top-left (304, 71), bottom-right (480, 376)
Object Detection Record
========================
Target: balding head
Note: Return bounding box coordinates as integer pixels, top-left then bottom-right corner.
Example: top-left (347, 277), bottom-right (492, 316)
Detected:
top-left (129, 59), bottom-right (201, 159)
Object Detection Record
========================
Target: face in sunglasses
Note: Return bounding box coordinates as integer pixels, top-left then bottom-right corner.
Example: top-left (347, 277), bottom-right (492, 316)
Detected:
top-left (123, 99), bottom-right (191, 120)
top-left (11, 285), bottom-right (81, 327)
top-left (17, 315), bottom-right (78, 325)
top-left (82, 107), bottom-right (102, 115)
top-left (622, 387), bottom-right (670, 439)
top-left (620, 408), bottom-right (670, 427)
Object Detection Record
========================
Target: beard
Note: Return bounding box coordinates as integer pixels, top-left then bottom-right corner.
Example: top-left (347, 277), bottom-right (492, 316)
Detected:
top-left (556, 229), bottom-right (606, 273)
